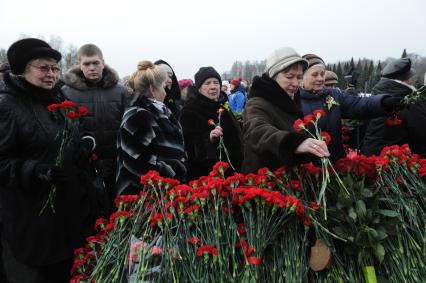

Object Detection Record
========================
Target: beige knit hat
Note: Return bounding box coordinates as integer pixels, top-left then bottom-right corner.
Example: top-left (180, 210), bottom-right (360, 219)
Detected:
top-left (266, 47), bottom-right (308, 78)
top-left (302, 54), bottom-right (326, 70)
top-left (324, 70), bottom-right (338, 85)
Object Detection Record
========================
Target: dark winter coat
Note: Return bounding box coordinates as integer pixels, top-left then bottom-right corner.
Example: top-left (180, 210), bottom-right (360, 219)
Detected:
top-left (361, 78), bottom-right (425, 156)
top-left (242, 74), bottom-right (307, 173)
top-left (180, 92), bottom-right (243, 180)
top-left (116, 96), bottom-right (186, 195)
top-left (300, 88), bottom-right (389, 162)
top-left (154, 60), bottom-right (182, 118)
top-left (62, 65), bottom-right (130, 182)
top-left (0, 73), bottom-right (95, 266)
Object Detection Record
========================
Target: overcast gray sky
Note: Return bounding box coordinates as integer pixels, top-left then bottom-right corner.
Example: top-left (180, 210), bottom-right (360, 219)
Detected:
top-left (1, 0), bottom-right (425, 80)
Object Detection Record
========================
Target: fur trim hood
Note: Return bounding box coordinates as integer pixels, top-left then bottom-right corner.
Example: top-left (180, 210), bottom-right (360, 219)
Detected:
top-left (63, 65), bottom-right (120, 90)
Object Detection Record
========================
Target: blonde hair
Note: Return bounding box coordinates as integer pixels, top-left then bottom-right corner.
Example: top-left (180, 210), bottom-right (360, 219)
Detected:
top-left (129, 60), bottom-right (167, 97)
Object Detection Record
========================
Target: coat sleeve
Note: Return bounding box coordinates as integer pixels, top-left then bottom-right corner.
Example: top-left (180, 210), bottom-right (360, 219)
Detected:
top-left (117, 108), bottom-right (179, 179)
top-left (340, 91), bottom-right (388, 119)
top-left (179, 108), bottom-right (217, 164)
top-left (0, 104), bottom-right (38, 191)
top-left (243, 100), bottom-right (307, 165)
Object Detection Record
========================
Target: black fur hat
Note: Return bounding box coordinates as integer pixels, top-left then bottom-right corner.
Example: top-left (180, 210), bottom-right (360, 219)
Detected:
top-left (194, 66), bottom-right (222, 90)
top-left (7, 38), bottom-right (61, 75)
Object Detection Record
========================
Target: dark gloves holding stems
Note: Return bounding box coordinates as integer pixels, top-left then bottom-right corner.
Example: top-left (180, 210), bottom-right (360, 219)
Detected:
top-left (33, 163), bottom-right (69, 187)
top-left (73, 136), bottom-right (96, 168)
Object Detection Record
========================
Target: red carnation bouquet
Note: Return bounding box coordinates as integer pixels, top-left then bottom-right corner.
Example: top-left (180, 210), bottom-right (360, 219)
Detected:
top-left (40, 100), bottom-right (89, 215)
top-left (293, 109), bottom-right (347, 218)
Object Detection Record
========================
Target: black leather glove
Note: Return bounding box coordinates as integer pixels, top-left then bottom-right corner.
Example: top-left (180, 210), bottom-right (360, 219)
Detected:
top-left (73, 137), bottom-right (95, 168)
top-left (381, 95), bottom-right (404, 112)
top-left (34, 163), bottom-right (69, 186)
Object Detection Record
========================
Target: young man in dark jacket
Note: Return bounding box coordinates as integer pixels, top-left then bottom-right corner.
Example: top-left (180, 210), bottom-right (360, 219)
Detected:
top-left (62, 44), bottom-right (131, 204)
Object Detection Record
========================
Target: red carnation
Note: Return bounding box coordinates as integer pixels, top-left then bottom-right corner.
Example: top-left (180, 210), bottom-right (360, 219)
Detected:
top-left (61, 100), bottom-right (76, 109)
top-left (320, 131), bottom-right (331, 145)
top-left (303, 114), bottom-right (314, 125)
top-left (47, 103), bottom-right (61, 112)
top-left (78, 106), bottom-right (89, 117)
top-left (293, 119), bottom-right (305, 132)
top-left (313, 109), bottom-right (326, 120)
top-left (67, 111), bottom-right (79, 119)
top-left (188, 236), bottom-right (201, 245)
top-left (247, 256), bottom-right (262, 265)
top-left (208, 119), bottom-right (215, 126)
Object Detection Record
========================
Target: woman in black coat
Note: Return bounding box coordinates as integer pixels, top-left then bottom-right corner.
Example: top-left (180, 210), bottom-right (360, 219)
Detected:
top-left (180, 66), bottom-right (243, 180)
top-left (0, 38), bottom-right (97, 283)
top-left (116, 61), bottom-right (187, 195)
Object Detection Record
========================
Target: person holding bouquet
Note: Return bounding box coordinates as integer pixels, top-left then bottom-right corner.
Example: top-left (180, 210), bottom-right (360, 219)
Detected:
top-left (300, 54), bottom-right (408, 162)
top-left (180, 66), bottom-right (243, 179)
top-left (115, 61), bottom-right (187, 195)
top-left (242, 47), bottom-right (329, 173)
top-left (0, 38), bottom-right (98, 283)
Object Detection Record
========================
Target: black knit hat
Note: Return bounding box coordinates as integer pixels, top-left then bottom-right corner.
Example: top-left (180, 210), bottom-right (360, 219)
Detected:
top-left (194, 66), bottom-right (222, 90)
top-left (7, 38), bottom-right (62, 75)
top-left (381, 58), bottom-right (416, 81)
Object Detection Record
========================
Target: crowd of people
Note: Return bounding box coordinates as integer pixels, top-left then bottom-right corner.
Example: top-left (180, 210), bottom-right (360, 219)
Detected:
top-left (0, 38), bottom-right (425, 282)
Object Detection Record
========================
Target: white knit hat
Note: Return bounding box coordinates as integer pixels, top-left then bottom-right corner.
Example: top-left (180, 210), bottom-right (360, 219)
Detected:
top-left (266, 47), bottom-right (308, 78)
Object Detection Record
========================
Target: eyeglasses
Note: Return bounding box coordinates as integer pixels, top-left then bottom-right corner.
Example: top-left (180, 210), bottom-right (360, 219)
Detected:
top-left (29, 64), bottom-right (61, 74)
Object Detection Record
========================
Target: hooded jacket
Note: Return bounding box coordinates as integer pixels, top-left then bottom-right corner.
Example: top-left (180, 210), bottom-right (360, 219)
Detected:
top-left (154, 60), bottom-right (182, 118)
top-left (242, 74), bottom-right (307, 173)
top-left (0, 72), bottom-right (95, 266)
top-left (62, 65), bottom-right (130, 180)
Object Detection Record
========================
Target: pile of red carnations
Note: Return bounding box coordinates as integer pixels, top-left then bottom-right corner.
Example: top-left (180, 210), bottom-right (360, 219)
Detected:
top-left (70, 145), bottom-right (426, 283)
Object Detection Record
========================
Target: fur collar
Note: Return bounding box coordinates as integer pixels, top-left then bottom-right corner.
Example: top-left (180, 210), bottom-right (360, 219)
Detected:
top-left (63, 65), bottom-right (120, 90)
top-left (249, 73), bottom-right (303, 115)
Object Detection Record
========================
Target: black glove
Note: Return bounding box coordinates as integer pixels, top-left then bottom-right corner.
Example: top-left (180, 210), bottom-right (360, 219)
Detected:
top-left (34, 163), bottom-right (69, 186)
top-left (167, 159), bottom-right (187, 180)
top-left (381, 95), bottom-right (404, 112)
top-left (73, 137), bottom-right (95, 168)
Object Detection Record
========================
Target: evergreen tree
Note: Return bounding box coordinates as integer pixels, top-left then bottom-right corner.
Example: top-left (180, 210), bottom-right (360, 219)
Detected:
top-left (367, 61), bottom-right (375, 92)
top-left (401, 49), bottom-right (407, 58)
top-left (336, 62), bottom-right (345, 89)
top-left (350, 57), bottom-right (355, 69)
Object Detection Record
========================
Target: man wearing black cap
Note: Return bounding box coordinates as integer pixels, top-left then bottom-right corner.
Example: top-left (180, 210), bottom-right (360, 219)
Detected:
top-left (362, 58), bottom-right (426, 156)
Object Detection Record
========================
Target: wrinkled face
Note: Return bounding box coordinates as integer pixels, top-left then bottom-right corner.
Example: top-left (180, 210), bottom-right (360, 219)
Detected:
top-left (274, 64), bottom-right (304, 98)
top-left (199, 77), bottom-right (220, 101)
top-left (24, 58), bottom-right (60, 89)
top-left (303, 65), bottom-right (326, 92)
top-left (79, 55), bottom-right (105, 82)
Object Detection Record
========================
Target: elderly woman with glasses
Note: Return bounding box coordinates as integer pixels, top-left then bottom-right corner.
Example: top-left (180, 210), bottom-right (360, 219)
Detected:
top-left (0, 38), bottom-right (98, 283)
